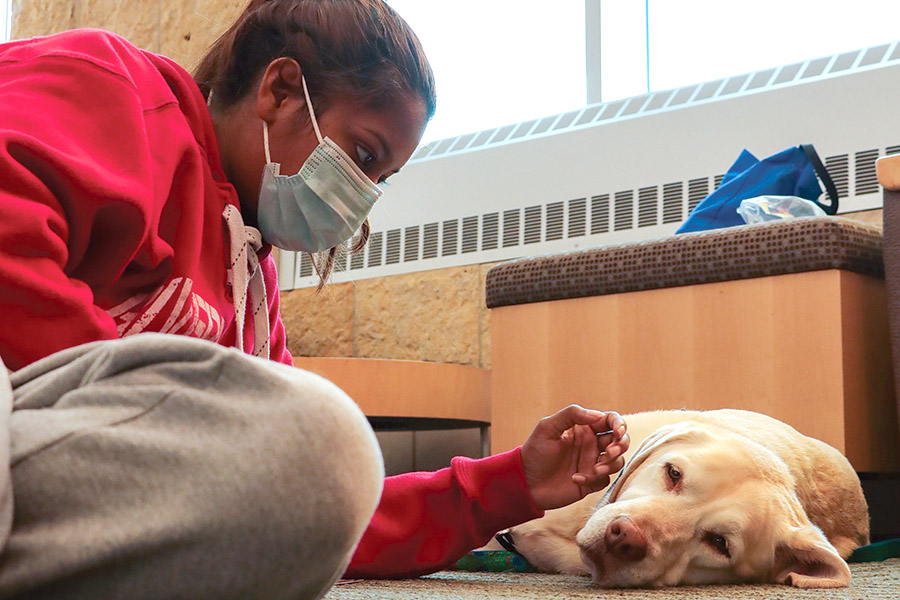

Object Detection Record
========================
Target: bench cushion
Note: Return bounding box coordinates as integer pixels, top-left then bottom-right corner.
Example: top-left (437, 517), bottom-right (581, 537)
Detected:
top-left (485, 217), bottom-right (883, 309)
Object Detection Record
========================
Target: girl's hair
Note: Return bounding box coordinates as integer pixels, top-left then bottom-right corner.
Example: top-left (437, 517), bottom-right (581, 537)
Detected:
top-left (195, 0), bottom-right (435, 290)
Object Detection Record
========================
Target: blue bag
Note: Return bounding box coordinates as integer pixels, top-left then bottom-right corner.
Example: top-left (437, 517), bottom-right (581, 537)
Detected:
top-left (676, 144), bottom-right (839, 234)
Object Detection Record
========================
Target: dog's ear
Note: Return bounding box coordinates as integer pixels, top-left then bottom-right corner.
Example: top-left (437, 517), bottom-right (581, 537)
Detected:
top-left (773, 525), bottom-right (851, 588)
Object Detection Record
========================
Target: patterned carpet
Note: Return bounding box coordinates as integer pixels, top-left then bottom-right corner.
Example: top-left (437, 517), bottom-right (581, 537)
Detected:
top-left (325, 558), bottom-right (900, 599)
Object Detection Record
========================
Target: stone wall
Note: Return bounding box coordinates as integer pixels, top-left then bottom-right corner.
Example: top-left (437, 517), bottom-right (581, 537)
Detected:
top-left (281, 262), bottom-right (496, 368)
top-left (9, 2), bottom-right (886, 371)
top-left (11, 0), bottom-right (244, 71)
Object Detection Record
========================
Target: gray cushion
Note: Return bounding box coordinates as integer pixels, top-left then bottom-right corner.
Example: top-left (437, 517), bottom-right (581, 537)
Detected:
top-left (485, 217), bottom-right (883, 309)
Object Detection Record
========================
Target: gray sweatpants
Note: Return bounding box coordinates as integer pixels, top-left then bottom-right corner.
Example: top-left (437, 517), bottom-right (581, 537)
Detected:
top-left (0, 334), bottom-right (384, 599)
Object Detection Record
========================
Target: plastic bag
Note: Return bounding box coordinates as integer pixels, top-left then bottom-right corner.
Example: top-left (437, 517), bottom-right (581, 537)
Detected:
top-left (736, 195), bottom-right (827, 225)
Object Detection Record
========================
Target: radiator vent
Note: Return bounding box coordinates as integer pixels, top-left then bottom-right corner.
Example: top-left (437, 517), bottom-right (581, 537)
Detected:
top-left (547, 201), bottom-right (565, 240)
top-left (524, 205), bottom-right (542, 244)
top-left (566, 199), bottom-right (585, 238)
top-left (385, 229), bottom-right (401, 265)
top-left (638, 186), bottom-right (658, 228)
top-left (423, 222), bottom-right (439, 259)
top-left (366, 232), bottom-right (382, 268)
top-left (663, 182), bottom-right (683, 224)
top-left (614, 190), bottom-right (634, 231)
top-left (441, 220), bottom-right (458, 256)
top-left (826, 154), bottom-right (850, 198)
top-left (335, 250), bottom-right (348, 273)
top-left (591, 194), bottom-right (610, 234)
top-left (688, 178), bottom-right (709, 213)
top-left (855, 149), bottom-right (880, 195)
top-left (502, 209), bottom-right (520, 247)
top-left (482, 213), bottom-right (499, 250)
top-left (404, 226), bottom-right (420, 262)
top-left (462, 216), bottom-right (478, 253)
top-left (299, 252), bottom-right (313, 277)
top-left (350, 245), bottom-right (365, 270)
top-left (284, 143), bottom-right (895, 288)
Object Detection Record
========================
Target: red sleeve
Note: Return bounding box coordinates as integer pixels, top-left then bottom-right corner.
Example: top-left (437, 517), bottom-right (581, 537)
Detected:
top-left (0, 37), bottom-right (159, 370)
top-left (345, 447), bottom-right (544, 578)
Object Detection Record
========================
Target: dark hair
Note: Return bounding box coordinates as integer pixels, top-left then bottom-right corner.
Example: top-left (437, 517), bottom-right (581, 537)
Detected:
top-left (195, 0), bottom-right (435, 117)
top-left (195, 0), bottom-right (436, 289)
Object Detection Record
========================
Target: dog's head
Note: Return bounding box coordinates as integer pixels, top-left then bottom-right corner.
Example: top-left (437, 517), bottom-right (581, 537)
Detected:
top-left (575, 421), bottom-right (851, 588)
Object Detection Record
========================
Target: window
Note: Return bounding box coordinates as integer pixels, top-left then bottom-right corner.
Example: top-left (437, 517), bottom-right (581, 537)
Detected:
top-left (598, 0), bottom-right (900, 102)
top-left (390, 1), bottom-right (900, 145)
top-left (1, 0), bottom-right (10, 43)
top-left (387, 1), bottom-right (586, 144)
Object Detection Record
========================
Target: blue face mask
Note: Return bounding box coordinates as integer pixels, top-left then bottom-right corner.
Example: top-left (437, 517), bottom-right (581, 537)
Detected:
top-left (256, 76), bottom-right (382, 252)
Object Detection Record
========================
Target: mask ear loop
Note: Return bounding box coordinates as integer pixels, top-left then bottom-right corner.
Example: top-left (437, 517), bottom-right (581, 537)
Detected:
top-left (300, 75), bottom-right (324, 144)
top-left (263, 121), bottom-right (272, 165)
top-left (262, 72), bottom-right (320, 168)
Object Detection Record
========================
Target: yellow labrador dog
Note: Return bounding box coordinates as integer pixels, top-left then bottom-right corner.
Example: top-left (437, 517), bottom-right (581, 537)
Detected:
top-left (502, 409), bottom-right (869, 588)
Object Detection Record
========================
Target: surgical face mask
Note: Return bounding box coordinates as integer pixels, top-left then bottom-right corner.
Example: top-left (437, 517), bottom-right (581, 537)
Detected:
top-left (256, 76), bottom-right (382, 252)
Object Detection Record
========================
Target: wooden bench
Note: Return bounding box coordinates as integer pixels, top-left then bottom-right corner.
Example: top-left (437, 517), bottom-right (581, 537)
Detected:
top-left (487, 216), bottom-right (899, 472)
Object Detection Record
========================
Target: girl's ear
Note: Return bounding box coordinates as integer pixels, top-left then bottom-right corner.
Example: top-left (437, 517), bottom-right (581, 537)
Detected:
top-left (256, 57), bottom-right (305, 121)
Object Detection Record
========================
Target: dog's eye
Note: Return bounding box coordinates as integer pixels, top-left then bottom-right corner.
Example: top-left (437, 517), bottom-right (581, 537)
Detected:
top-left (665, 463), bottom-right (682, 486)
top-left (703, 532), bottom-right (731, 558)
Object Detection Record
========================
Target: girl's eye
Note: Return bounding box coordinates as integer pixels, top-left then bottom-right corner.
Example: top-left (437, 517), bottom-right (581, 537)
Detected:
top-left (665, 463), bottom-right (682, 486)
top-left (356, 144), bottom-right (376, 167)
top-left (703, 532), bottom-right (731, 558)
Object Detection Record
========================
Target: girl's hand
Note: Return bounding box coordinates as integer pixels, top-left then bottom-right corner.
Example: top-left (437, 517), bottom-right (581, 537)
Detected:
top-left (520, 405), bottom-right (629, 511)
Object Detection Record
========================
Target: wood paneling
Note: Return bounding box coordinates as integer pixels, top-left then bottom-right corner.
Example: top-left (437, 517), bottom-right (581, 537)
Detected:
top-left (293, 357), bottom-right (491, 424)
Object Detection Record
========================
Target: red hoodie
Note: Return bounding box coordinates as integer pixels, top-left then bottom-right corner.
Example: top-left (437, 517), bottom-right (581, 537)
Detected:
top-left (0, 28), bottom-right (291, 368)
top-left (0, 29), bottom-right (543, 578)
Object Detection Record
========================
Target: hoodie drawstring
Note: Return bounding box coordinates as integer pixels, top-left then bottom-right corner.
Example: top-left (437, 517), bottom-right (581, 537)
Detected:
top-left (223, 204), bottom-right (270, 360)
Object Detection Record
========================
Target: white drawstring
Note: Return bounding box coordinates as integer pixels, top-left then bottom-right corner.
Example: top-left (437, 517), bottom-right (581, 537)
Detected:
top-left (223, 204), bottom-right (270, 360)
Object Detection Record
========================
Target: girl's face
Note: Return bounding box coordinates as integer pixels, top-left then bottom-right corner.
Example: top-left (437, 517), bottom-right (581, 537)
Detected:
top-left (220, 75), bottom-right (428, 227)
top-left (269, 92), bottom-right (428, 187)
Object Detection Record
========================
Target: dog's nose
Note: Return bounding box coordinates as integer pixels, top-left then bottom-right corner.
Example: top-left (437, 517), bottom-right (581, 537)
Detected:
top-left (604, 517), bottom-right (647, 562)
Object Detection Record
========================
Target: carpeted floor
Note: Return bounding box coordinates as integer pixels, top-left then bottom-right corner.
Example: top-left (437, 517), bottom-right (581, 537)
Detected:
top-left (325, 558), bottom-right (900, 599)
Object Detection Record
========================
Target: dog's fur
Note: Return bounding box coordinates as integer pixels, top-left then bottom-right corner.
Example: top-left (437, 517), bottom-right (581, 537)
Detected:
top-left (504, 409), bottom-right (869, 588)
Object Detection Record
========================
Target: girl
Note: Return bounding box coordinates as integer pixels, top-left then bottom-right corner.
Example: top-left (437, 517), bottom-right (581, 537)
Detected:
top-left (0, 1), bottom-right (628, 598)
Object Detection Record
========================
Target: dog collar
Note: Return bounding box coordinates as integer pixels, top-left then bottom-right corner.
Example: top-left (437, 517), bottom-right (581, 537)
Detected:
top-left (494, 529), bottom-right (518, 554)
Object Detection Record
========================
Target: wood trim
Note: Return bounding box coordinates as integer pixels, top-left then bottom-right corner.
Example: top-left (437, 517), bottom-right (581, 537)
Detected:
top-left (293, 357), bottom-right (491, 423)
